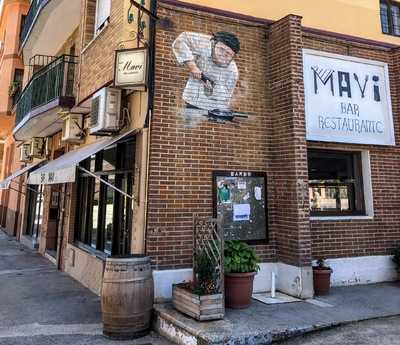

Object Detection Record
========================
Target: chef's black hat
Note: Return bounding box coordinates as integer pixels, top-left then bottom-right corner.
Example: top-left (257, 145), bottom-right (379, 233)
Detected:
top-left (212, 32), bottom-right (240, 54)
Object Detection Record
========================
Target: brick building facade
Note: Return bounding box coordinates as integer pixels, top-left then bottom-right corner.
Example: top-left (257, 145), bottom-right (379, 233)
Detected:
top-left (146, 1), bottom-right (400, 298)
top-left (0, 0), bottom-right (399, 301)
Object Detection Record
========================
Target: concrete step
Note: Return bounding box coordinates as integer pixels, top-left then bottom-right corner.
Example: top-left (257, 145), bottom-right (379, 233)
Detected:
top-left (154, 283), bottom-right (400, 345)
top-left (153, 303), bottom-right (294, 345)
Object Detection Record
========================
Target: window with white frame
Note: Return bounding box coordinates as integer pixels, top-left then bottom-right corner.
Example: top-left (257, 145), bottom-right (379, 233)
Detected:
top-left (308, 149), bottom-right (374, 218)
top-left (95, 0), bottom-right (111, 35)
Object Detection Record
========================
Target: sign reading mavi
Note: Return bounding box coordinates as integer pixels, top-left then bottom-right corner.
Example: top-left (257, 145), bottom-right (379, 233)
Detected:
top-left (115, 48), bottom-right (148, 89)
top-left (303, 49), bottom-right (395, 146)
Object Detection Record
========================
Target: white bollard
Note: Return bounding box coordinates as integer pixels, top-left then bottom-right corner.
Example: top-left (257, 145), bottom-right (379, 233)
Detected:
top-left (271, 272), bottom-right (276, 298)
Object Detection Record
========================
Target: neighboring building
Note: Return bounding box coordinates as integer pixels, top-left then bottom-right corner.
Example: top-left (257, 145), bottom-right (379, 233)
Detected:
top-left (0, 0), bottom-right (29, 236)
top-left (0, 0), bottom-right (81, 255)
top-left (0, 0), bottom-right (400, 304)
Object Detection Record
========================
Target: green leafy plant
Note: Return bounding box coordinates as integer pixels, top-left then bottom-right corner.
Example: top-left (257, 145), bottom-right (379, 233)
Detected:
top-left (392, 247), bottom-right (400, 272)
top-left (191, 250), bottom-right (218, 295)
top-left (224, 240), bottom-right (260, 274)
top-left (8, 81), bottom-right (21, 97)
top-left (313, 258), bottom-right (331, 271)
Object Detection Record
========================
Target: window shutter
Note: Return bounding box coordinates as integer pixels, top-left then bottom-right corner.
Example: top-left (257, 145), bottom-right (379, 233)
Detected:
top-left (95, 0), bottom-right (111, 33)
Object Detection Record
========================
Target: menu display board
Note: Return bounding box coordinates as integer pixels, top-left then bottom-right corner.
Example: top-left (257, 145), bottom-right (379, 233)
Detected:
top-left (213, 171), bottom-right (267, 243)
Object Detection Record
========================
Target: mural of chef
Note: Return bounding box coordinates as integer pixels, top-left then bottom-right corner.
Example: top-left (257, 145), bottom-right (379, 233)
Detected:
top-left (172, 31), bottom-right (248, 123)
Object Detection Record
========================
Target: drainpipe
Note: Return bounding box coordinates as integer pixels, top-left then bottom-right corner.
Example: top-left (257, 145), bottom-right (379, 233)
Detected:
top-left (143, 0), bottom-right (157, 255)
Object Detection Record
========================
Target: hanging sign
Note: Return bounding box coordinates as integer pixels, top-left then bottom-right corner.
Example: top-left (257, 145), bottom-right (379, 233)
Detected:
top-left (303, 49), bottom-right (395, 146)
top-left (114, 47), bottom-right (148, 90)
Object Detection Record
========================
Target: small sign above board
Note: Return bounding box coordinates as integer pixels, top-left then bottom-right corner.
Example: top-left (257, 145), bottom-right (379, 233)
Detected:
top-left (114, 47), bottom-right (148, 90)
top-left (213, 171), bottom-right (267, 243)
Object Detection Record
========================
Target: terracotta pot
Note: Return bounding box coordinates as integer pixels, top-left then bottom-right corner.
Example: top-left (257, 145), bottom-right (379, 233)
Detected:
top-left (313, 268), bottom-right (332, 296)
top-left (225, 272), bottom-right (256, 309)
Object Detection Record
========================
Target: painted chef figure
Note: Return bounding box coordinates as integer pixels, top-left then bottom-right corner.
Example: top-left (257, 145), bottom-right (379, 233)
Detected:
top-left (172, 31), bottom-right (240, 116)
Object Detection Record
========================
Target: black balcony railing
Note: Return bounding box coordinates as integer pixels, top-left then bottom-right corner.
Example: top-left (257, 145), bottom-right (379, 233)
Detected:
top-left (20, 0), bottom-right (48, 46)
top-left (15, 55), bottom-right (78, 127)
top-left (29, 54), bottom-right (58, 80)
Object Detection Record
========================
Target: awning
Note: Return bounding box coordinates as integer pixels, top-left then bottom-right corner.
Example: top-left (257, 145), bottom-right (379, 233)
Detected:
top-left (0, 160), bottom-right (44, 190)
top-left (28, 130), bottom-right (136, 185)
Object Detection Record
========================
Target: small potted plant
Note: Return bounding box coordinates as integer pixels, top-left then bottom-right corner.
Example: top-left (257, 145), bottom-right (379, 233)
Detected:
top-left (313, 258), bottom-right (332, 295)
top-left (392, 247), bottom-right (400, 279)
top-left (172, 250), bottom-right (224, 321)
top-left (224, 240), bottom-right (260, 309)
top-left (8, 81), bottom-right (20, 97)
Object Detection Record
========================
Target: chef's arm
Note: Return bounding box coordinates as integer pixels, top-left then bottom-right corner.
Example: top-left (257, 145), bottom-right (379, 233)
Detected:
top-left (185, 60), bottom-right (202, 79)
top-left (172, 32), bottom-right (210, 79)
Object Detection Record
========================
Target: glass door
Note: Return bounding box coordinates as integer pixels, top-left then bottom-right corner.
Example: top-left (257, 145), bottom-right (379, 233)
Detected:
top-left (25, 184), bottom-right (43, 240)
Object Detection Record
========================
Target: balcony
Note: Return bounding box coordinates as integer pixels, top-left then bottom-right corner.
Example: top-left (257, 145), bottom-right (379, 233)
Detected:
top-left (20, 0), bottom-right (80, 64)
top-left (13, 55), bottom-right (77, 141)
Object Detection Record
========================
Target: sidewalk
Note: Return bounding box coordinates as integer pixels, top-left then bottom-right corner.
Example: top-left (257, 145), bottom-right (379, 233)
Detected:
top-left (155, 279), bottom-right (400, 344)
top-left (0, 230), bottom-right (172, 345)
top-left (2, 229), bottom-right (399, 345)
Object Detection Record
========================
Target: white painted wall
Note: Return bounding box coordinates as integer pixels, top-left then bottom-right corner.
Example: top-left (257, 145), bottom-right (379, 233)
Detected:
top-left (323, 255), bottom-right (397, 286)
top-left (276, 263), bottom-right (314, 299)
top-left (152, 262), bottom-right (314, 301)
top-left (153, 268), bottom-right (192, 302)
top-left (152, 255), bottom-right (398, 301)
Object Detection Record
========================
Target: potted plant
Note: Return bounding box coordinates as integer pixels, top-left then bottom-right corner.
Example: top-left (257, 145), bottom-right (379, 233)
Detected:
top-left (224, 240), bottom-right (260, 309)
top-left (8, 81), bottom-right (20, 97)
top-left (313, 258), bottom-right (332, 295)
top-left (172, 250), bottom-right (224, 321)
top-left (392, 247), bottom-right (400, 278)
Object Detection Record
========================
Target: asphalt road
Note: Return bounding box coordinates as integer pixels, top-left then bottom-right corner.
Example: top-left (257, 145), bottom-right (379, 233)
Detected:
top-left (277, 316), bottom-right (400, 345)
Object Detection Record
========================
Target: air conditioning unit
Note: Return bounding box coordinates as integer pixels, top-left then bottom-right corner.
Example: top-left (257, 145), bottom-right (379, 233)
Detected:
top-left (30, 137), bottom-right (44, 158)
top-left (89, 87), bottom-right (121, 135)
top-left (61, 114), bottom-right (84, 142)
top-left (20, 144), bottom-right (31, 162)
top-left (44, 137), bottom-right (52, 157)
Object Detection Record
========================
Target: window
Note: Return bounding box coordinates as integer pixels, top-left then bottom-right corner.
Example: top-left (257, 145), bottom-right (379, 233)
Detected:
top-left (94, 0), bottom-right (111, 35)
top-left (75, 137), bottom-right (134, 256)
top-left (19, 15), bottom-right (26, 40)
top-left (380, 1), bottom-right (400, 36)
top-left (308, 150), bottom-right (365, 217)
top-left (11, 69), bottom-right (24, 106)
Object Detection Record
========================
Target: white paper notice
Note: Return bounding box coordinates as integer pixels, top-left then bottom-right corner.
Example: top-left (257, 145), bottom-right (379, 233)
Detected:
top-left (254, 186), bottom-right (262, 201)
top-left (233, 204), bottom-right (250, 221)
top-left (237, 181), bottom-right (246, 189)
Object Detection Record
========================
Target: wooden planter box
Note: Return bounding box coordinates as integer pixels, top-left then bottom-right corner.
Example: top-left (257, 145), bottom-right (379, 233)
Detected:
top-left (172, 284), bottom-right (224, 321)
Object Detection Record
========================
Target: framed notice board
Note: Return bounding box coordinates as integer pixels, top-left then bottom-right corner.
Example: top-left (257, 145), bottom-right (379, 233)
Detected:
top-left (212, 171), bottom-right (268, 243)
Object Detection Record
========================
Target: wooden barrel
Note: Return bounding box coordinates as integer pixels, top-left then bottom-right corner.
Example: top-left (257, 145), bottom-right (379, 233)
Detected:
top-left (101, 255), bottom-right (154, 340)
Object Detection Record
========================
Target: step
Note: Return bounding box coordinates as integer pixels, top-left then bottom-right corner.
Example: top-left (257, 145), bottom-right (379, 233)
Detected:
top-left (154, 303), bottom-right (280, 345)
top-left (153, 302), bottom-right (365, 345)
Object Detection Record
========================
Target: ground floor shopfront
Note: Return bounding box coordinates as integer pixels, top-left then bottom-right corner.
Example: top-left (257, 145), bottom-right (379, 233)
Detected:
top-left (0, 2), bottom-right (400, 302)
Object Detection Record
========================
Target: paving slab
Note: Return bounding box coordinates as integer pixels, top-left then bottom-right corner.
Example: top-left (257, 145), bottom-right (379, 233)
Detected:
top-left (155, 282), bottom-right (400, 344)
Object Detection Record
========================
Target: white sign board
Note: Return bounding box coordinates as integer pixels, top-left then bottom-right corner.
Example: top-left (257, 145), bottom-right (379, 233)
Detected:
top-left (303, 49), bottom-right (395, 146)
top-left (115, 48), bottom-right (148, 89)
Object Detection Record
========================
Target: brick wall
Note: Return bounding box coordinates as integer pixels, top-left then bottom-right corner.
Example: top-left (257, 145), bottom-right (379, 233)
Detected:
top-left (147, 2), bottom-right (400, 270)
top-left (267, 15), bottom-right (311, 266)
top-left (79, 0), bottom-right (126, 101)
top-left (147, 4), bottom-right (276, 269)
top-left (302, 34), bottom-right (400, 260)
